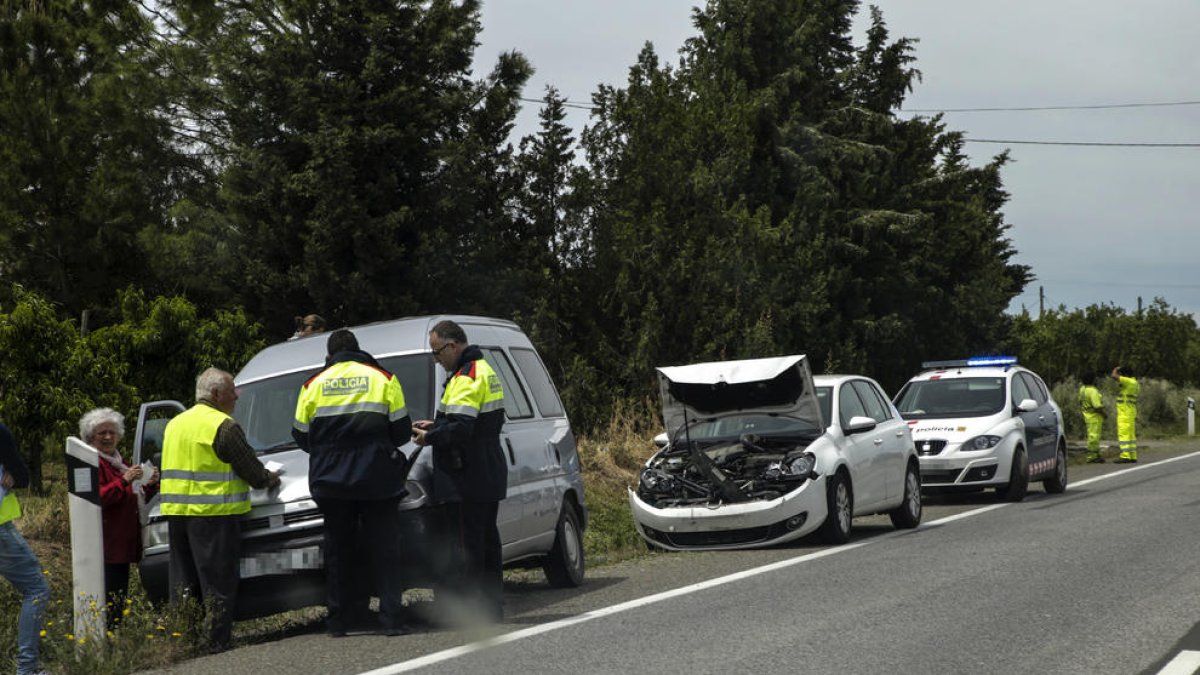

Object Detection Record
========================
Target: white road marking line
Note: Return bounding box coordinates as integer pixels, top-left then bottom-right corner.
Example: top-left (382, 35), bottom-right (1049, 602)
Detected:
top-left (358, 449), bottom-right (1200, 674)
top-left (1069, 449), bottom-right (1200, 490)
top-left (1156, 650), bottom-right (1200, 675)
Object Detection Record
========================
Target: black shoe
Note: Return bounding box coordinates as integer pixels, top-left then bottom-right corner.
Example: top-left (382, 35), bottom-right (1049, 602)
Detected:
top-left (380, 624), bottom-right (411, 636)
top-left (1114, 457), bottom-right (1138, 464)
top-left (329, 629), bottom-right (347, 638)
top-left (1086, 456), bottom-right (1106, 464)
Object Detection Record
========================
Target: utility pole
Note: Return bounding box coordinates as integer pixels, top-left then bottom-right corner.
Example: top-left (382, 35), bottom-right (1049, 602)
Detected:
top-left (1039, 286), bottom-right (1044, 319)
top-left (1137, 296), bottom-right (1143, 316)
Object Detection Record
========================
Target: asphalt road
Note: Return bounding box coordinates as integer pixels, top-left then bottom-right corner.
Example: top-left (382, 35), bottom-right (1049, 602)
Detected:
top-left (145, 441), bottom-right (1200, 675)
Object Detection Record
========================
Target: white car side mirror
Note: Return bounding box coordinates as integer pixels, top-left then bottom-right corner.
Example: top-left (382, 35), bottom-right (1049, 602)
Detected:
top-left (1016, 398), bottom-right (1038, 413)
top-left (844, 415), bottom-right (878, 434)
top-left (653, 432), bottom-right (668, 449)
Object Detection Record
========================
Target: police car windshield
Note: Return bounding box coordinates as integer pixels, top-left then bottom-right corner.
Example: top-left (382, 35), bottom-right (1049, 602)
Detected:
top-left (233, 354), bottom-right (433, 454)
top-left (895, 377), bottom-right (1006, 419)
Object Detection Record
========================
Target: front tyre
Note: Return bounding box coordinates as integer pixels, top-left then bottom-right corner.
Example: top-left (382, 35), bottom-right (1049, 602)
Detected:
top-left (996, 447), bottom-right (1029, 502)
top-left (819, 472), bottom-right (853, 544)
top-left (1043, 443), bottom-right (1068, 494)
top-left (542, 503), bottom-right (585, 587)
top-left (889, 463), bottom-right (922, 529)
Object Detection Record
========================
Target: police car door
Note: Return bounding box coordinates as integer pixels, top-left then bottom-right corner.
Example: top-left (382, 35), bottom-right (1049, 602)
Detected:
top-left (1018, 372), bottom-right (1057, 474)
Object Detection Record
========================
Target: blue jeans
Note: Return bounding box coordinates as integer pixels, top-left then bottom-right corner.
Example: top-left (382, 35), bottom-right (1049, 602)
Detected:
top-left (0, 521), bottom-right (49, 675)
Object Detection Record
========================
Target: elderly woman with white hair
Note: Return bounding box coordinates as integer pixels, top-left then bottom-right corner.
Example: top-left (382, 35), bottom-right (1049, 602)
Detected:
top-left (79, 407), bottom-right (159, 624)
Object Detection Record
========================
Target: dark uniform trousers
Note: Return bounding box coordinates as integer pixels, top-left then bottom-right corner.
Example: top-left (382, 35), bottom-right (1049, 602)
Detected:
top-left (445, 500), bottom-right (502, 614)
top-left (167, 515), bottom-right (242, 649)
top-left (316, 497), bottom-right (406, 632)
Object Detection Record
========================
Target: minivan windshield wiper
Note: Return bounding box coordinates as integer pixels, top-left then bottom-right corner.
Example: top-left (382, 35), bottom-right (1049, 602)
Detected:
top-left (257, 440), bottom-right (298, 455)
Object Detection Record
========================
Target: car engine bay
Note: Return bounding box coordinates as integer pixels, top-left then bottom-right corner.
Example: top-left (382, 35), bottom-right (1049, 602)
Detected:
top-left (637, 433), bottom-right (818, 507)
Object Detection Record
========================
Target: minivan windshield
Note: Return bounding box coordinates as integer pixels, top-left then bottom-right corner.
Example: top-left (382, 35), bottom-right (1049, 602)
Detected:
top-left (894, 377), bottom-right (1006, 419)
top-left (234, 354), bottom-right (433, 454)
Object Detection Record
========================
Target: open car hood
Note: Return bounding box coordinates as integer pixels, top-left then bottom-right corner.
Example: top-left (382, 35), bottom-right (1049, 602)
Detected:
top-left (656, 355), bottom-right (823, 436)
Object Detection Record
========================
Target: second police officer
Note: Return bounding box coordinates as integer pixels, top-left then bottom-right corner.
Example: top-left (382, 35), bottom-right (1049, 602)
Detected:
top-left (293, 329), bottom-right (412, 636)
top-left (412, 319), bottom-right (507, 622)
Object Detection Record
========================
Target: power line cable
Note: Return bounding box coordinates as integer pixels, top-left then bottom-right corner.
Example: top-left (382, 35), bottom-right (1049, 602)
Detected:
top-left (902, 100), bottom-right (1200, 113)
top-left (515, 97), bottom-right (1200, 146)
top-left (966, 139), bottom-right (1200, 147)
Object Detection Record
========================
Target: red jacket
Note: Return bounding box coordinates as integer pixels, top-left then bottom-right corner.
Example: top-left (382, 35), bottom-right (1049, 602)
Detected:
top-left (98, 458), bottom-right (156, 564)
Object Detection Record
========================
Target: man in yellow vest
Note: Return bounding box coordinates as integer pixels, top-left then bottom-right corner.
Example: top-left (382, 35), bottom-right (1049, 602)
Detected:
top-left (1078, 373), bottom-right (1107, 463)
top-left (1110, 365), bottom-right (1140, 463)
top-left (0, 421), bottom-right (50, 675)
top-left (160, 368), bottom-right (279, 652)
top-left (292, 329), bottom-right (412, 637)
top-left (412, 320), bottom-right (506, 622)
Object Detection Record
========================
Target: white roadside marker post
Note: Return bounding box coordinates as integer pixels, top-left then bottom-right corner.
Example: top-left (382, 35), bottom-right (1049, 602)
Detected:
top-left (66, 436), bottom-right (106, 640)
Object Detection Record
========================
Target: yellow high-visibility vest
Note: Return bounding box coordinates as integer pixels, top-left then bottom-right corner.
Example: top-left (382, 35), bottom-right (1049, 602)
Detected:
top-left (0, 492), bottom-right (20, 525)
top-left (159, 404), bottom-right (251, 517)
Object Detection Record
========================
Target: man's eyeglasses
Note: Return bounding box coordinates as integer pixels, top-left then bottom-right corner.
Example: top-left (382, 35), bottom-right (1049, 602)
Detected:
top-left (432, 343), bottom-right (454, 356)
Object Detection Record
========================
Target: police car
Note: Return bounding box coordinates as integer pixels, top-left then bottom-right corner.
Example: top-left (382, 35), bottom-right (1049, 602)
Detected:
top-left (893, 357), bottom-right (1067, 501)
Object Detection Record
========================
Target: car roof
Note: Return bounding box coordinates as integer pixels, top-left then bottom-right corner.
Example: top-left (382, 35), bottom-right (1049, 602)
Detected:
top-left (235, 314), bottom-right (521, 385)
top-left (813, 374), bottom-right (874, 387)
top-left (905, 364), bottom-right (1033, 383)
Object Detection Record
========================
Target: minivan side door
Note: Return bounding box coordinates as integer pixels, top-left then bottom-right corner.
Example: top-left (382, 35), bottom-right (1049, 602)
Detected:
top-left (509, 346), bottom-right (573, 549)
top-left (479, 345), bottom-right (544, 559)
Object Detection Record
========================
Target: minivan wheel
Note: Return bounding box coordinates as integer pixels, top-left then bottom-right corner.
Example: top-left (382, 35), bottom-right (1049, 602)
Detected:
top-left (542, 504), bottom-right (585, 588)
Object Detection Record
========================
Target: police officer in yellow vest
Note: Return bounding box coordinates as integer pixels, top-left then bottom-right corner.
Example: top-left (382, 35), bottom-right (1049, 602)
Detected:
top-left (292, 329), bottom-right (413, 637)
top-left (1110, 365), bottom-right (1140, 463)
top-left (0, 421), bottom-right (50, 675)
top-left (1078, 373), bottom-right (1107, 463)
top-left (412, 320), bottom-right (506, 622)
top-left (160, 368), bottom-right (279, 652)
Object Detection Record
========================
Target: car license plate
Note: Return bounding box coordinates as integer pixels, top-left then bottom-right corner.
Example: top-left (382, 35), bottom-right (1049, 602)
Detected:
top-left (239, 546), bottom-right (323, 578)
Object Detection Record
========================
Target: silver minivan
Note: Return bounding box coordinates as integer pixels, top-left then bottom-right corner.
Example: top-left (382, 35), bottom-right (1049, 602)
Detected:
top-left (132, 315), bottom-right (587, 618)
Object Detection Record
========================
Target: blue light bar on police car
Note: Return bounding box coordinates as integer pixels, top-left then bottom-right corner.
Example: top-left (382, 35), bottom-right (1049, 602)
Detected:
top-left (921, 356), bottom-right (1018, 369)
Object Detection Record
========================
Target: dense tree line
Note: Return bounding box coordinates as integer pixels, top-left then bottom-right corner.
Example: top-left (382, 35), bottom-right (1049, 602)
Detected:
top-left (15, 0), bottom-right (1185, 488)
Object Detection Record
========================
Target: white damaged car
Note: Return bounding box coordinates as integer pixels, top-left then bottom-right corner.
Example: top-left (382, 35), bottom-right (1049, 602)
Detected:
top-left (628, 355), bottom-right (921, 550)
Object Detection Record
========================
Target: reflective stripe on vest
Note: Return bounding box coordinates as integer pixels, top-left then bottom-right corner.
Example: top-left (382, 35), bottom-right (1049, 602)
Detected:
top-left (438, 358), bottom-right (505, 417)
top-left (0, 492), bottom-right (20, 525)
top-left (293, 360), bottom-right (407, 433)
top-left (160, 404), bottom-right (251, 517)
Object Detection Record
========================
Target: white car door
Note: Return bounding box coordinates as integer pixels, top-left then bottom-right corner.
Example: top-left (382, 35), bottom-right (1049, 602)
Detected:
top-left (851, 380), bottom-right (909, 503)
top-left (836, 382), bottom-right (887, 511)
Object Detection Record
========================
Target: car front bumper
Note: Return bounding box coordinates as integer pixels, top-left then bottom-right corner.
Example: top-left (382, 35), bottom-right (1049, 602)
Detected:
top-left (627, 475), bottom-right (827, 551)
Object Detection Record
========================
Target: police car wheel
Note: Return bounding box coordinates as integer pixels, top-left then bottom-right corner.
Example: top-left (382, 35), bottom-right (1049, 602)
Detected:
top-left (889, 463), bottom-right (922, 529)
top-left (996, 447), bottom-right (1029, 502)
top-left (1043, 444), bottom-right (1068, 494)
top-left (819, 472), bottom-right (853, 544)
top-left (543, 504), bottom-right (585, 587)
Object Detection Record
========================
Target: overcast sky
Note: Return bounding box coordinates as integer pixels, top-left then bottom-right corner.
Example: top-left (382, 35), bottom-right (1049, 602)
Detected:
top-left (475, 1), bottom-right (1200, 318)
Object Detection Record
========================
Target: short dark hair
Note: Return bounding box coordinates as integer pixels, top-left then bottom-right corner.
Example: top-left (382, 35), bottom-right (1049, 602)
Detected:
top-left (326, 328), bottom-right (359, 355)
top-left (430, 320), bottom-right (468, 345)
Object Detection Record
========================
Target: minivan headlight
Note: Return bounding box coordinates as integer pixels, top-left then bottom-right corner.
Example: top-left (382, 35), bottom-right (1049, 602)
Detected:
top-left (399, 480), bottom-right (426, 505)
top-left (963, 435), bottom-right (1002, 451)
top-left (143, 519), bottom-right (169, 548)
